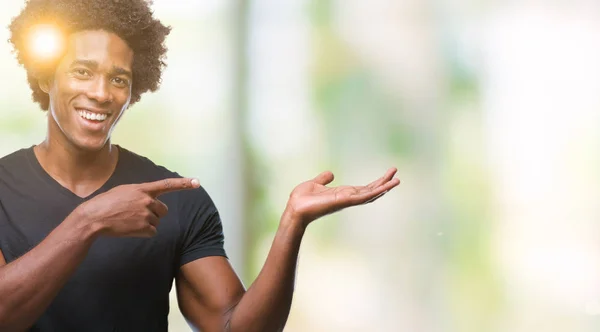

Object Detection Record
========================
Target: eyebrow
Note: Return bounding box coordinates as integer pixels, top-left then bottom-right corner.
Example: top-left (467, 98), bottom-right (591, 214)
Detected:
top-left (70, 59), bottom-right (132, 78)
top-left (111, 66), bottom-right (132, 78)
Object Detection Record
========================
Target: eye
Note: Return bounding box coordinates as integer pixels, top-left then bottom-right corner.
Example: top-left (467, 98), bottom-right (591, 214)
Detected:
top-left (111, 77), bottom-right (129, 87)
top-left (73, 68), bottom-right (91, 77)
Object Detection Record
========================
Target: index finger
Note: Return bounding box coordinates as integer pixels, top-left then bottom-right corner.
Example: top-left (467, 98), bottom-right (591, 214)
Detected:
top-left (139, 178), bottom-right (200, 197)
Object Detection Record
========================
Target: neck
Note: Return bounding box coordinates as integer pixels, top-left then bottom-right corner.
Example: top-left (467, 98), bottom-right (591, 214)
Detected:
top-left (34, 121), bottom-right (119, 197)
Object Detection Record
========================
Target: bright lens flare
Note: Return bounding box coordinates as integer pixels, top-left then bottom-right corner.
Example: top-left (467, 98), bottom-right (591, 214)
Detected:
top-left (28, 25), bottom-right (64, 60)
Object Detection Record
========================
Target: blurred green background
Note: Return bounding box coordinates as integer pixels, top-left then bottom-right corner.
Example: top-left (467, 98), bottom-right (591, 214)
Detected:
top-left (2, 0), bottom-right (600, 331)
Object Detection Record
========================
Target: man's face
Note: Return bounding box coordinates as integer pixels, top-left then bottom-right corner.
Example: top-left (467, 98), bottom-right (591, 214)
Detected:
top-left (44, 30), bottom-right (134, 151)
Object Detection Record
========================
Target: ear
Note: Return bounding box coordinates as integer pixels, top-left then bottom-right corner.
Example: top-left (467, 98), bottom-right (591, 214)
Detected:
top-left (38, 78), bottom-right (50, 94)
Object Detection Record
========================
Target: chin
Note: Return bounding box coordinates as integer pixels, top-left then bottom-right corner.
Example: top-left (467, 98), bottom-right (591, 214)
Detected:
top-left (72, 137), bottom-right (110, 152)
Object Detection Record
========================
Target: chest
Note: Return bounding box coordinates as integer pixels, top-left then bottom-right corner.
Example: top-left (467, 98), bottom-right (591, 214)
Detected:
top-left (0, 187), bottom-right (182, 290)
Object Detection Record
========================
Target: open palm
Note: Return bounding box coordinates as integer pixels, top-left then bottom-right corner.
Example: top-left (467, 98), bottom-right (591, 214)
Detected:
top-left (286, 168), bottom-right (400, 226)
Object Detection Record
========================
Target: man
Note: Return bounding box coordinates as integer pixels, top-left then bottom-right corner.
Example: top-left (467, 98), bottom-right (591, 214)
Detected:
top-left (0, 0), bottom-right (400, 331)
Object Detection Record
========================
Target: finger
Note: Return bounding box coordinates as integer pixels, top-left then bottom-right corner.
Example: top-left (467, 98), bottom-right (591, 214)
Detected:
top-left (363, 190), bottom-right (388, 205)
top-left (140, 178), bottom-right (200, 197)
top-left (147, 215), bottom-right (160, 227)
top-left (127, 225), bottom-right (158, 238)
top-left (362, 177), bottom-right (399, 204)
top-left (352, 177), bottom-right (400, 204)
top-left (313, 171), bottom-right (335, 186)
top-left (355, 175), bottom-right (398, 196)
top-left (141, 225), bottom-right (158, 237)
top-left (367, 167), bottom-right (398, 189)
top-left (148, 199), bottom-right (169, 219)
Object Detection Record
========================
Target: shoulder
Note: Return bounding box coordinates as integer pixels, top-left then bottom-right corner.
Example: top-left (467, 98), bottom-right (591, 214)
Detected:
top-left (0, 147), bottom-right (31, 170)
top-left (117, 146), bottom-right (179, 180)
top-left (117, 146), bottom-right (216, 207)
top-left (0, 147), bottom-right (33, 181)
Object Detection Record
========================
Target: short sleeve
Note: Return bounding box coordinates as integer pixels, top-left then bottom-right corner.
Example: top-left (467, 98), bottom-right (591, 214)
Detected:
top-left (177, 187), bottom-right (227, 267)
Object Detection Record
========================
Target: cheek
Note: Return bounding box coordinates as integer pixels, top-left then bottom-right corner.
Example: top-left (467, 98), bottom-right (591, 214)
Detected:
top-left (113, 89), bottom-right (132, 109)
top-left (50, 77), bottom-right (83, 106)
top-left (63, 79), bottom-right (89, 97)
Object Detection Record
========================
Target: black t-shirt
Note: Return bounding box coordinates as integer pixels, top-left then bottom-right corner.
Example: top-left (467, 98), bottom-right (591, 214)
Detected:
top-left (0, 146), bottom-right (227, 331)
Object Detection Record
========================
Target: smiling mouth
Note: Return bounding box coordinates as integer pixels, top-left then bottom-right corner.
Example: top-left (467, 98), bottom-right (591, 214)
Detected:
top-left (77, 109), bottom-right (110, 122)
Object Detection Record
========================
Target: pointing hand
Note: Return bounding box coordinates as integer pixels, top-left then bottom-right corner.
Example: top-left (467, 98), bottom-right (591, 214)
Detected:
top-left (76, 178), bottom-right (200, 238)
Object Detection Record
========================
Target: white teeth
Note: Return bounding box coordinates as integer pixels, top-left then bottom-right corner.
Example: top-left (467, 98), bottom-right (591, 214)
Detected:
top-left (78, 110), bottom-right (107, 122)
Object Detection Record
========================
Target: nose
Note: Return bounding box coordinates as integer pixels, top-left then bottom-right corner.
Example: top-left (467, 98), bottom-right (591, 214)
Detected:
top-left (86, 77), bottom-right (113, 104)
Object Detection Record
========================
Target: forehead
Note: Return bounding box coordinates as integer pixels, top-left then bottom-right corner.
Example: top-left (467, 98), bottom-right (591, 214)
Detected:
top-left (63, 30), bottom-right (133, 69)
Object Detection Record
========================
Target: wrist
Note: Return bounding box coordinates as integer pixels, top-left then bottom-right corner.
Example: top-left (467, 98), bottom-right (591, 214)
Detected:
top-left (64, 205), bottom-right (104, 242)
top-left (281, 205), bottom-right (307, 236)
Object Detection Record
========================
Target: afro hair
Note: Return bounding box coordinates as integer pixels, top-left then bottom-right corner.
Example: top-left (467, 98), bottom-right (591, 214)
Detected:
top-left (8, 0), bottom-right (171, 110)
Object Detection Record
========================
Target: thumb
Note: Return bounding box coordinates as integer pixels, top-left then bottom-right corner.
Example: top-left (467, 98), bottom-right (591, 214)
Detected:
top-left (312, 171), bottom-right (334, 186)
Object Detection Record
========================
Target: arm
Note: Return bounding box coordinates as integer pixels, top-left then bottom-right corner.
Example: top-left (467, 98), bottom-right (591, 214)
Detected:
top-left (0, 215), bottom-right (97, 330)
top-left (178, 168), bottom-right (400, 332)
top-left (178, 209), bottom-right (303, 332)
top-left (0, 177), bottom-right (199, 330)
